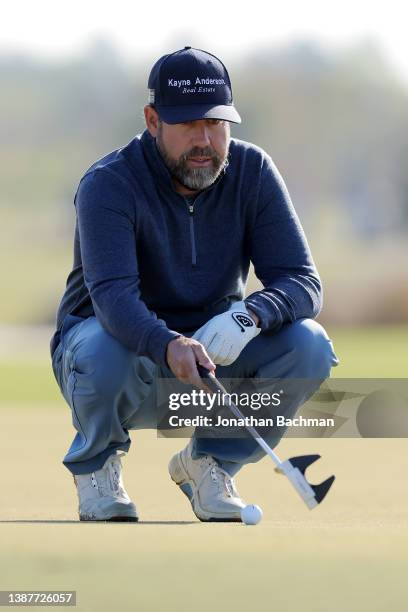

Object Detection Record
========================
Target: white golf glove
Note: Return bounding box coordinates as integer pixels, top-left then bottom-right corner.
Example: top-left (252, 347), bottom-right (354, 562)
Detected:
top-left (193, 301), bottom-right (261, 366)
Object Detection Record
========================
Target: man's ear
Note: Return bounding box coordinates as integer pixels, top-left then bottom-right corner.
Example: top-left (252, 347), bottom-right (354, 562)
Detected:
top-left (144, 105), bottom-right (160, 137)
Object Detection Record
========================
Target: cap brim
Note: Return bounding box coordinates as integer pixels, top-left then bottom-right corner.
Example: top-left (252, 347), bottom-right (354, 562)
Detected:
top-left (156, 103), bottom-right (241, 125)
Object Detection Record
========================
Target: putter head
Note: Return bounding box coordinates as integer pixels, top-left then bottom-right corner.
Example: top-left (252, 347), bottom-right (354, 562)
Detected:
top-left (197, 364), bottom-right (336, 508)
top-left (275, 454), bottom-right (335, 505)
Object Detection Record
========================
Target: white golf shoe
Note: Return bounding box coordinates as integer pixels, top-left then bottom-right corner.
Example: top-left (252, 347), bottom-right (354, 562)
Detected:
top-left (73, 451), bottom-right (138, 522)
top-left (168, 440), bottom-right (246, 522)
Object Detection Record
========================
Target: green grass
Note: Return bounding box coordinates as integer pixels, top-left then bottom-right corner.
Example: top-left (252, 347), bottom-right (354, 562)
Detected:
top-left (0, 325), bottom-right (406, 406)
top-left (0, 245), bottom-right (71, 324)
top-left (328, 324), bottom-right (408, 377)
top-left (1, 523), bottom-right (407, 612)
top-left (1, 320), bottom-right (407, 612)
top-left (1, 418), bottom-right (408, 612)
top-left (0, 360), bottom-right (62, 404)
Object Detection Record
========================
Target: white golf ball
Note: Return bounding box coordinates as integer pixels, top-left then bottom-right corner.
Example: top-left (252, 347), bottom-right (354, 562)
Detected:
top-left (240, 504), bottom-right (263, 525)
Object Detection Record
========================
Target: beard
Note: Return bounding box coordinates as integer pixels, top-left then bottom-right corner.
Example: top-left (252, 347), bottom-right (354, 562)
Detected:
top-left (156, 127), bottom-right (229, 191)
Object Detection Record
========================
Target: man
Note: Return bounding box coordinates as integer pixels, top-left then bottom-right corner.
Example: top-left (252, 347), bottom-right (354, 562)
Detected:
top-left (50, 46), bottom-right (339, 522)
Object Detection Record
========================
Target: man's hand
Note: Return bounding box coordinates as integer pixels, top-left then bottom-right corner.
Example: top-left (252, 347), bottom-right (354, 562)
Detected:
top-left (192, 301), bottom-right (261, 366)
top-left (166, 336), bottom-right (216, 389)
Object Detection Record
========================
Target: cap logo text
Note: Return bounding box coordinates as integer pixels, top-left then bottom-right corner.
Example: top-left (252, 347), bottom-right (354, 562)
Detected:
top-left (195, 77), bottom-right (226, 85)
top-left (168, 76), bottom-right (226, 89)
top-left (168, 78), bottom-right (191, 87)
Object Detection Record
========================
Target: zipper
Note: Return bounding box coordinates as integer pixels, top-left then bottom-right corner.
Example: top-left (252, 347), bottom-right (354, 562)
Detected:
top-left (186, 199), bottom-right (198, 266)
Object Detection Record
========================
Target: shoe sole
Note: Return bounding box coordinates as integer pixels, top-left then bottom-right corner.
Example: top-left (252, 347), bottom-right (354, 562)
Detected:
top-left (79, 516), bottom-right (139, 522)
top-left (74, 458), bottom-right (138, 522)
top-left (78, 501), bottom-right (139, 522)
top-left (168, 452), bottom-right (243, 523)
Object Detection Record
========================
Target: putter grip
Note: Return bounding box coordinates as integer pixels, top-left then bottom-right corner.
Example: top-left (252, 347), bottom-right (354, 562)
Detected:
top-left (196, 363), bottom-right (220, 393)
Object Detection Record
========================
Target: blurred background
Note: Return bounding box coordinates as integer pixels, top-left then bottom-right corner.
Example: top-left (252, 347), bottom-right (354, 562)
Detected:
top-left (1, 5), bottom-right (408, 611)
top-left (1, 0), bottom-right (407, 380)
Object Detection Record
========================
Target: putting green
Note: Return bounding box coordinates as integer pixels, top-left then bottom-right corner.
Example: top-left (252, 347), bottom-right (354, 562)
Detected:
top-left (1, 407), bottom-right (407, 611)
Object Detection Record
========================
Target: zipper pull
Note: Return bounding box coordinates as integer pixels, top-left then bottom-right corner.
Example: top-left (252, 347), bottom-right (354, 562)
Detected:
top-left (189, 204), bottom-right (194, 214)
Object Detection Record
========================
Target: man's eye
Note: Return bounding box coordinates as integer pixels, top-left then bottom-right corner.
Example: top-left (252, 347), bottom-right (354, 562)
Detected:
top-left (180, 119), bottom-right (223, 126)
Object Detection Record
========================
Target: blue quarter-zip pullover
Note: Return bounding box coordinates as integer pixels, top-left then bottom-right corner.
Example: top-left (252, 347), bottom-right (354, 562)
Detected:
top-left (50, 129), bottom-right (322, 368)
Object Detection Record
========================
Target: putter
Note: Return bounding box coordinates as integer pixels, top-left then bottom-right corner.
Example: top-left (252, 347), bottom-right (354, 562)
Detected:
top-left (196, 364), bottom-right (335, 510)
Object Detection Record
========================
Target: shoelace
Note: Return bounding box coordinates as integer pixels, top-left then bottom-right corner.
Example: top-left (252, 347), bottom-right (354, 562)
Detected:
top-left (193, 457), bottom-right (238, 503)
top-left (89, 452), bottom-right (127, 498)
top-left (107, 452), bottom-right (127, 497)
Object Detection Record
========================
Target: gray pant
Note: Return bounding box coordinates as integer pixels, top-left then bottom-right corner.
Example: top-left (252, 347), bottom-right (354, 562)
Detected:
top-left (51, 314), bottom-right (339, 476)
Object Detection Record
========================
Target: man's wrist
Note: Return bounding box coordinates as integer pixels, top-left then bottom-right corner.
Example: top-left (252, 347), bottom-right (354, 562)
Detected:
top-left (246, 307), bottom-right (260, 327)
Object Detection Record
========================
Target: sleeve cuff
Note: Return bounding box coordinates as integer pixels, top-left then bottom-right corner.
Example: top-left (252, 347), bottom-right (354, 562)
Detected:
top-left (145, 325), bottom-right (181, 368)
top-left (244, 296), bottom-right (278, 332)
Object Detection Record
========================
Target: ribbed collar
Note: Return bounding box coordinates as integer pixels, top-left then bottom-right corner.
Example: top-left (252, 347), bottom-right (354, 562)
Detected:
top-left (139, 128), bottom-right (229, 197)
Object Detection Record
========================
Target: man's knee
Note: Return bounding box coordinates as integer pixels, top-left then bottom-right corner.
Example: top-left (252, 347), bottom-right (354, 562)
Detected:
top-left (289, 318), bottom-right (338, 379)
top-left (73, 327), bottom-right (133, 399)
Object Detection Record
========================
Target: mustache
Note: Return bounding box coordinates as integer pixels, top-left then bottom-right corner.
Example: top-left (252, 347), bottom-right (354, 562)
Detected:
top-left (180, 146), bottom-right (221, 162)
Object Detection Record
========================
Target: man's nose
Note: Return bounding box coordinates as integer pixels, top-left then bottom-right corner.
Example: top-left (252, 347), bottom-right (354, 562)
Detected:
top-left (190, 121), bottom-right (211, 147)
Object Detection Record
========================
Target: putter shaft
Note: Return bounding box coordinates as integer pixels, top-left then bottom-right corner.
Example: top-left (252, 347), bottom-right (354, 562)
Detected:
top-left (196, 364), bottom-right (334, 509)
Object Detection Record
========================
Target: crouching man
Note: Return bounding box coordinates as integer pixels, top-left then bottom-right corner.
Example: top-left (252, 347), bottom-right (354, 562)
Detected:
top-left (50, 46), bottom-right (339, 522)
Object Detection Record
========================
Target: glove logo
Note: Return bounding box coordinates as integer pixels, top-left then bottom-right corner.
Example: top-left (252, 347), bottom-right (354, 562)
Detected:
top-left (232, 312), bottom-right (255, 333)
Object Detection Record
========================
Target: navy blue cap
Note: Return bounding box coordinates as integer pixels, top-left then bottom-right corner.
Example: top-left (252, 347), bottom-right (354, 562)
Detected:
top-left (147, 46), bottom-right (241, 124)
